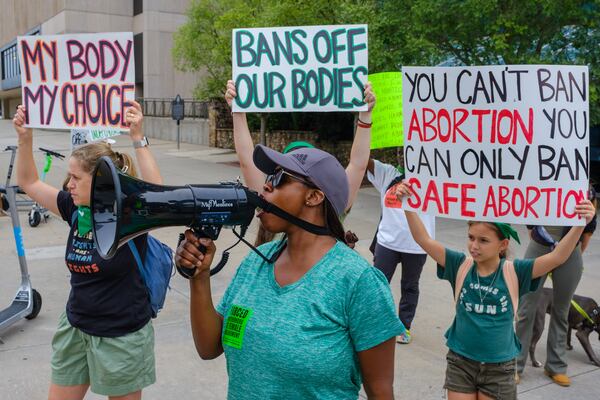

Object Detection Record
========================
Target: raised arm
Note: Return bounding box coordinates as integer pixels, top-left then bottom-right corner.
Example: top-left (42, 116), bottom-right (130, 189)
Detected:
top-left (532, 200), bottom-right (596, 278)
top-left (225, 80), bottom-right (264, 192)
top-left (395, 181), bottom-right (446, 266)
top-left (345, 82), bottom-right (375, 212)
top-left (13, 106), bottom-right (60, 215)
top-left (127, 101), bottom-right (162, 184)
top-left (175, 230), bottom-right (224, 359)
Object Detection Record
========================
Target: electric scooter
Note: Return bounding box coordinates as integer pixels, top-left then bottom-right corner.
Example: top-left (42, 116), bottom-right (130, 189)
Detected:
top-left (0, 146), bottom-right (42, 333)
top-left (28, 147), bottom-right (65, 227)
top-left (0, 146), bottom-right (34, 213)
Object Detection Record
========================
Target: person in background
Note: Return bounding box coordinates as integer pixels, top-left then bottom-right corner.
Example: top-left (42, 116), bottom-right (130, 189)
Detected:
top-left (515, 186), bottom-right (598, 387)
top-left (367, 150), bottom-right (435, 344)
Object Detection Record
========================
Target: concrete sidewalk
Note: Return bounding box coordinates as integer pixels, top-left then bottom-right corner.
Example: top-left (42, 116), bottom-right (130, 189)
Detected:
top-left (0, 120), bottom-right (598, 399)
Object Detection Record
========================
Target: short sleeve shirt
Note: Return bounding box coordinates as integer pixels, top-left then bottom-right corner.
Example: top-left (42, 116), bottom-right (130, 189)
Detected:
top-left (57, 191), bottom-right (151, 337)
top-left (216, 241), bottom-right (405, 400)
top-left (437, 248), bottom-right (540, 362)
top-left (367, 159), bottom-right (435, 253)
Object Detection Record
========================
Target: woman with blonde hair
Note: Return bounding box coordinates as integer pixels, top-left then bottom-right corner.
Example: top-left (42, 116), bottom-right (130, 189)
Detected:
top-left (13, 101), bottom-right (162, 400)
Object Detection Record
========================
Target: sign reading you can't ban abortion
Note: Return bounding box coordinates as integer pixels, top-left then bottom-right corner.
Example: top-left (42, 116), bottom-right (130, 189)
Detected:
top-left (17, 32), bottom-right (135, 130)
top-left (232, 25), bottom-right (368, 113)
top-left (402, 65), bottom-right (589, 226)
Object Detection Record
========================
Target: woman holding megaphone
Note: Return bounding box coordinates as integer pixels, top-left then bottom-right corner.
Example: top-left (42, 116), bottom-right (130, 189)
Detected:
top-left (224, 79), bottom-right (375, 249)
top-left (176, 143), bottom-right (405, 399)
top-left (13, 102), bottom-right (162, 400)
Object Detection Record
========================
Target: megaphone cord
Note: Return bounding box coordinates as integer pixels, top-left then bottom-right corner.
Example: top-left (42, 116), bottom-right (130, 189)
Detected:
top-left (209, 236), bottom-right (242, 276)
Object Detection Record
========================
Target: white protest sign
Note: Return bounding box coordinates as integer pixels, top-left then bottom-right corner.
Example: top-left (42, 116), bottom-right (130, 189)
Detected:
top-left (232, 25), bottom-right (368, 112)
top-left (70, 129), bottom-right (89, 148)
top-left (70, 128), bottom-right (121, 149)
top-left (402, 65), bottom-right (589, 226)
top-left (18, 32), bottom-right (135, 130)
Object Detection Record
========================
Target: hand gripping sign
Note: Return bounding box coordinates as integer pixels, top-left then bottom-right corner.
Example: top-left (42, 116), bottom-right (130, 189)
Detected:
top-left (17, 32), bottom-right (135, 130)
top-left (402, 65), bottom-right (589, 226)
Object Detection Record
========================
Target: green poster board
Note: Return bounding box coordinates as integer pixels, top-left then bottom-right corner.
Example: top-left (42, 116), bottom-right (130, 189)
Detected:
top-left (369, 72), bottom-right (403, 149)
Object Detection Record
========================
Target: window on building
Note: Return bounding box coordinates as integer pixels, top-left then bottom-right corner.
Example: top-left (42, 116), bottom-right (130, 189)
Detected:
top-left (1, 28), bottom-right (39, 89)
top-left (1, 44), bottom-right (19, 80)
top-left (134, 33), bottom-right (143, 84)
top-left (134, 0), bottom-right (143, 16)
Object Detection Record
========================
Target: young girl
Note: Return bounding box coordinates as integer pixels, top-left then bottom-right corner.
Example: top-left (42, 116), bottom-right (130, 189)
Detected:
top-left (394, 181), bottom-right (596, 400)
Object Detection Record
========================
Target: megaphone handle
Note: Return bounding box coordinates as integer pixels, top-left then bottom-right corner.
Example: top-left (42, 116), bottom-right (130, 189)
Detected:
top-left (193, 230), bottom-right (210, 253)
top-left (192, 229), bottom-right (230, 277)
top-left (176, 264), bottom-right (197, 279)
top-left (174, 232), bottom-right (208, 279)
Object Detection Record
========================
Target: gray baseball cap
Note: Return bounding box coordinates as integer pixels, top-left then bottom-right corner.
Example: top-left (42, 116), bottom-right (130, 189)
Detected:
top-left (253, 144), bottom-right (349, 216)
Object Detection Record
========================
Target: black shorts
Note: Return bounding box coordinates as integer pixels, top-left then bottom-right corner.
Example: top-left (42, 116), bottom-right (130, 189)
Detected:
top-left (444, 350), bottom-right (516, 400)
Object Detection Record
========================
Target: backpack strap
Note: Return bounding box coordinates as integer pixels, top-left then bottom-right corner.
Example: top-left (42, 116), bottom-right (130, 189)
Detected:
top-left (127, 240), bottom-right (145, 283)
top-left (454, 256), bottom-right (474, 304)
top-left (502, 260), bottom-right (519, 320)
top-left (70, 210), bottom-right (78, 226)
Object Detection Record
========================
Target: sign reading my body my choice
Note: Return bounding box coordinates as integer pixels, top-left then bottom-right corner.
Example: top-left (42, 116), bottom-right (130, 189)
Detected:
top-left (17, 32), bottom-right (135, 130)
top-left (402, 65), bottom-right (589, 226)
top-left (232, 25), bottom-right (368, 113)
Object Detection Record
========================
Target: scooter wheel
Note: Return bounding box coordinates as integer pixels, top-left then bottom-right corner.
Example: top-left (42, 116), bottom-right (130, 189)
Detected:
top-left (25, 289), bottom-right (42, 320)
top-left (28, 210), bottom-right (41, 227)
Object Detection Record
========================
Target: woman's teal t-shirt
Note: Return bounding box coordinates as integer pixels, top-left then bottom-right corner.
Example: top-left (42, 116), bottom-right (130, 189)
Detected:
top-left (217, 240), bottom-right (405, 400)
top-left (438, 248), bottom-right (541, 363)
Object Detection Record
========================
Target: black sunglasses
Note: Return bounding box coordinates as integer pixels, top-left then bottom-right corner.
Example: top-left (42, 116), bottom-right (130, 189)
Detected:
top-left (265, 168), bottom-right (316, 188)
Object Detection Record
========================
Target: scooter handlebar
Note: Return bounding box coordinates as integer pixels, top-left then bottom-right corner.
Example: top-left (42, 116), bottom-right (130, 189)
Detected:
top-left (38, 147), bottom-right (65, 160)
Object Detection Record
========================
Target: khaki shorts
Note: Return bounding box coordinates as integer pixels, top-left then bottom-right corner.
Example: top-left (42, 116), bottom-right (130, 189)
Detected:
top-left (444, 349), bottom-right (516, 400)
top-left (51, 312), bottom-right (155, 396)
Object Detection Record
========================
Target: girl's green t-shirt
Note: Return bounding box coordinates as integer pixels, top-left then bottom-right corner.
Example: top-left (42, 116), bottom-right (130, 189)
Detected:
top-left (438, 248), bottom-right (540, 363)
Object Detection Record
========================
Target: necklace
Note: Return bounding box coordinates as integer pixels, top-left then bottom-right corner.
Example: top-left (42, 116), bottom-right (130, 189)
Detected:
top-left (476, 263), bottom-right (501, 304)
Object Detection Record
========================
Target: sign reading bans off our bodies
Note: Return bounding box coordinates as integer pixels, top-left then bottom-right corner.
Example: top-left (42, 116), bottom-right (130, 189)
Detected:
top-left (402, 65), bottom-right (589, 226)
top-left (17, 32), bottom-right (135, 130)
top-left (232, 25), bottom-right (368, 112)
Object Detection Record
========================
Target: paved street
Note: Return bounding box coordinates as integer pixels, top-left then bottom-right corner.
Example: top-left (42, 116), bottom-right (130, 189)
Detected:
top-left (0, 120), bottom-right (598, 399)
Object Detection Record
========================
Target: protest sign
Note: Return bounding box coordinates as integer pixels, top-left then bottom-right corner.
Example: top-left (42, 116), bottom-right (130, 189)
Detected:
top-left (402, 65), bottom-right (589, 225)
top-left (232, 25), bottom-right (368, 112)
top-left (71, 128), bottom-right (121, 149)
top-left (18, 32), bottom-right (135, 130)
top-left (70, 129), bottom-right (89, 148)
top-left (369, 72), bottom-right (403, 149)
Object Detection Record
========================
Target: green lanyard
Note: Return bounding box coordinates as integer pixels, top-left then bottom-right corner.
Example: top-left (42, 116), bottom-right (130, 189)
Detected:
top-left (77, 206), bottom-right (92, 235)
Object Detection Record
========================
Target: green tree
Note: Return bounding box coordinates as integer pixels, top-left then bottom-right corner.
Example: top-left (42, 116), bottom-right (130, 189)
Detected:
top-left (173, 0), bottom-right (378, 100)
top-left (173, 0), bottom-right (600, 126)
top-left (173, 0), bottom-right (381, 137)
top-left (390, 0), bottom-right (600, 123)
